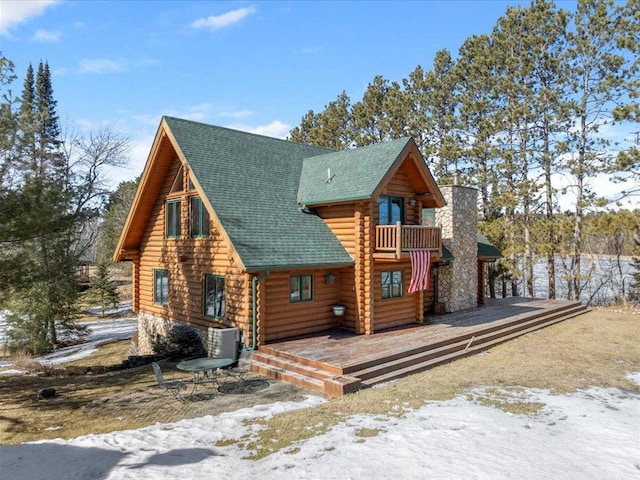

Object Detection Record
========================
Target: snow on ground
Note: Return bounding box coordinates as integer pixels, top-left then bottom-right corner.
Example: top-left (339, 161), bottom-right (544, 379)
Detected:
top-left (1, 385), bottom-right (638, 480)
top-left (0, 305), bottom-right (136, 372)
top-left (1, 309), bottom-right (638, 478)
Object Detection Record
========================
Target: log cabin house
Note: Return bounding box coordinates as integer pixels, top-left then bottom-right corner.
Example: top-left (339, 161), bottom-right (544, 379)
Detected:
top-left (114, 116), bottom-right (497, 356)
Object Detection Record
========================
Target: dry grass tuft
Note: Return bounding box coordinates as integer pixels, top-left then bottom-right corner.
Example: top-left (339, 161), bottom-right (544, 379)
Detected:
top-left (11, 351), bottom-right (44, 372)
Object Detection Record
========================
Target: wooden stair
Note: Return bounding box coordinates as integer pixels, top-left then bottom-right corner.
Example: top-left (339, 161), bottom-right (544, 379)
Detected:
top-left (251, 301), bottom-right (589, 397)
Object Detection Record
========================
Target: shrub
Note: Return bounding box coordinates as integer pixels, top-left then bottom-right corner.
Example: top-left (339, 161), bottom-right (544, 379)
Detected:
top-left (152, 323), bottom-right (205, 360)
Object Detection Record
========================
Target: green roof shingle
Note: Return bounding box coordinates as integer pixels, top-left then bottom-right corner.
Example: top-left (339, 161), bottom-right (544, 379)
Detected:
top-left (164, 117), bottom-right (354, 272)
top-left (297, 138), bottom-right (412, 206)
top-left (477, 232), bottom-right (502, 259)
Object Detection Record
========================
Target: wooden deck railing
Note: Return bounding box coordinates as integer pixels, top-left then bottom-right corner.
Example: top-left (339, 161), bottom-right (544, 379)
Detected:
top-left (375, 222), bottom-right (441, 258)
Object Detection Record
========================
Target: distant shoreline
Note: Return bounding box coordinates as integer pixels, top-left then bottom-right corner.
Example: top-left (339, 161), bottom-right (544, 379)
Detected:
top-left (579, 254), bottom-right (635, 261)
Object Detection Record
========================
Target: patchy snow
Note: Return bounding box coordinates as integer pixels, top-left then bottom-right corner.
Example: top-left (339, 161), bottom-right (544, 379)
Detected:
top-left (0, 306), bottom-right (136, 371)
top-left (0, 312), bottom-right (638, 478)
top-left (1, 386), bottom-right (638, 480)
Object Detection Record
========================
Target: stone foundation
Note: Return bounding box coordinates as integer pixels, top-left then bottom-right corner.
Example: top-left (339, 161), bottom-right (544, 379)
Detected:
top-left (136, 312), bottom-right (214, 355)
top-left (435, 185), bottom-right (478, 312)
top-left (136, 312), bottom-right (173, 355)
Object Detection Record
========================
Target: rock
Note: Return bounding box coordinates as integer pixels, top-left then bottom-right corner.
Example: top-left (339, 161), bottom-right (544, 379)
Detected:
top-left (37, 388), bottom-right (56, 400)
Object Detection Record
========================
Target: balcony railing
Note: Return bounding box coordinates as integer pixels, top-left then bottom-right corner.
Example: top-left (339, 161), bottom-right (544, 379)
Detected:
top-left (375, 222), bottom-right (441, 258)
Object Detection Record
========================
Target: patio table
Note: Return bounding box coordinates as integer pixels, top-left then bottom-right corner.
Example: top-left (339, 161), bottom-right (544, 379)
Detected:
top-left (176, 357), bottom-right (234, 394)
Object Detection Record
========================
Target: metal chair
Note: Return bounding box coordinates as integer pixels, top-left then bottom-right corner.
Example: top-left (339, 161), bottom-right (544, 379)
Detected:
top-left (226, 348), bottom-right (251, 381)
top-left (217, 349), bottom-right (252, 393)
top-left (151, 362), bottom-right (187, 402)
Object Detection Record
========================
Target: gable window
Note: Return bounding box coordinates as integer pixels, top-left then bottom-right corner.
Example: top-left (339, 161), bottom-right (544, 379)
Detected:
top-left (190, 196), bottom-right (210, 237)
top-left (154, 269), bottom-right (169, 306)
top-left (290, 275), bottom-right (313, 303)
top-left (378, 195), bottom-right (404, 225)
top-left (165, 200), bottom-right (181, 238)
top-left (381, 270), bottom-right (403, 299)
top-left (170, 165), bottom-right (184, 193)
top-left (204, 274), bottom-right (225, 319)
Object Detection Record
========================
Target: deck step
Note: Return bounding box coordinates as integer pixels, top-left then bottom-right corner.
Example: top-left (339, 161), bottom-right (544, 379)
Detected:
top-left (251, 358), bottom-right (326, 394)
top-left (359, 306), bottom-right (589, 388)
top-left (345, 302), bottom-right (587, 375)
top-left (252, 301), bottom-right (590, 396)
top-left (252, 351), bottom-right (334, 382)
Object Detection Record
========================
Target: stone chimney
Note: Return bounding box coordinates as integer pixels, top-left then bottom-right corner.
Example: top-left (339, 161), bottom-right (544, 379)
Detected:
top-left (435, 184), bottom-right (478, 312)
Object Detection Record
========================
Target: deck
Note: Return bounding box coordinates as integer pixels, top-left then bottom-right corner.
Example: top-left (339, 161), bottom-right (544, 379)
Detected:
top-left (251, 297), bottom-right (590, 397)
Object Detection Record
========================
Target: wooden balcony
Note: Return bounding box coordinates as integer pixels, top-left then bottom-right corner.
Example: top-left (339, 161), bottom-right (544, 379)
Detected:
top-left (374, 222), bottom-right (441, 260)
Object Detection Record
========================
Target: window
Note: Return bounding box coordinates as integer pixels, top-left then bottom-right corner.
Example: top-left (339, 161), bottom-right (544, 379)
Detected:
top-left (204, 274), bottom-right (225, 319)
top-left (170, 165), bottom-right (184, 193)
top-left (378, 195), bottom-right (404, 225)
top-left (190, 196), bottom-right (210, 237)
top-left (290, 275), bottom-right (313, 302)
top-left (154, 269), bottom-right (169, 306)
top-left (381, 270), bottom-right (403, 299)
top-left (165, 200), bottom-right (181, 238)
top-left (423, 208), bottom-right (436, 227)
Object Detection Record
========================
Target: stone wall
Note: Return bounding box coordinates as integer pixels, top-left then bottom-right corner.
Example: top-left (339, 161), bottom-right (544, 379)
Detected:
top-left (435, 185), bottom-right (478, 312)
top-left (136, 312), bottom-right (173, 355)
top-left (136, 312), bottom-right (211, 355)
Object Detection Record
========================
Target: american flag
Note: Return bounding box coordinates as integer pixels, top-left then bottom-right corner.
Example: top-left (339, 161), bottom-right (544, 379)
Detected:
top-left (408, 250), bottom-right (431, 294)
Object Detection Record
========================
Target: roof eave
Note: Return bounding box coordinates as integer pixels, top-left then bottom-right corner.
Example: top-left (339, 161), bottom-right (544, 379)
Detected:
top-left (244, 260), bottom-right (355, 273)
top-left (113, 119), bottom-right (172, 262)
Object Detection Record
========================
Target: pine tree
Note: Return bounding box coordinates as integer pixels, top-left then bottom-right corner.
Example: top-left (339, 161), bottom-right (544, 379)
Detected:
top-left (97, 178), bottom-right (139, 265)
top-left (403, 50), bottom-right (462, 181)
top-left (84, 262), bottom-right (120, 316)
top-left (563, 0), bottom-right (635, 300)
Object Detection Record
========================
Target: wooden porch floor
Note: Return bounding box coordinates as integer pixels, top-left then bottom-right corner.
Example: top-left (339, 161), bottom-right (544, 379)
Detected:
top-left (251, 297), bottom-right (589, 397)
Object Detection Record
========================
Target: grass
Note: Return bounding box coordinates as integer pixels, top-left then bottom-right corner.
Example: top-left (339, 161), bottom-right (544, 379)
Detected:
top-left (0, 307), bottom-right (637, 450)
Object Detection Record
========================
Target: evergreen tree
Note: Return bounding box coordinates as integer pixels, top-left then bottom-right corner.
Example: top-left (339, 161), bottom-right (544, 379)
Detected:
top-left (84, 262), bottom-right (120, 316)
top-left (1, 59), bottom-right (130, 354)
top-left (403, 50), bottom-right (462, 181)
top-left (0, 54), bottom-right (19, 191)
top-left (352, 75), bottom-right (404, 146)
top-left (629, 226), bottom-right (640, 304)
top-left (97, 178), bottom-right (139, 265)
top-left (563, 0), bottom-right (635, 300)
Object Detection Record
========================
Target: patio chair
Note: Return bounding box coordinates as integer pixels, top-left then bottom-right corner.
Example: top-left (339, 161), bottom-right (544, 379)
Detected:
top-left (151, 362), bottom-right (187, 402)
top-left (226, 348), bottom-right (251, 381)
top-left (217, 349), bottom-right (252, 393)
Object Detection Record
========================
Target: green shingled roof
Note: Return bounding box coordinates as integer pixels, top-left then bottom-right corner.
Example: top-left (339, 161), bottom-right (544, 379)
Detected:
top-left (164, 116), bottom-right (354, 272)
top-left (298, 137), bottom-right (412, 206)
top-left (477, 232), bottom-right (502, 259)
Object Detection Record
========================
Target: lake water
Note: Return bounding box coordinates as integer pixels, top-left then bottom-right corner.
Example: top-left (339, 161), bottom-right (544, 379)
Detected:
top-left (497, 257), bottom-right (635, 306)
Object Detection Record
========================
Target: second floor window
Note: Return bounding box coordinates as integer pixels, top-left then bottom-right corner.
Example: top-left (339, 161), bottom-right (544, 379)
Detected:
top-left (378, 195), bottom-right (404, 225)
top-left (165, 200), bottom-right (181, 238)
top-left (190, 196), bottom-right (210, 237)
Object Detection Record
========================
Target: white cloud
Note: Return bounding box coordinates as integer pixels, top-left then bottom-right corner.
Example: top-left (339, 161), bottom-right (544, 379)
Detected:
top-left (78, 58), bottom-right (127, 74)
top-left (230, 120), bottom-right (291, 139)
top-left (31, 28), bottom-right (60, 42)
top-left (220, 109), bottom-right (253, 120)
top-left (180, 103), bottom-right (217, 122)
top-left (190, 7), bottom-right (256, 31)
top-left (0, 0), bottom-right (58, 36)
top-left (551, 170), bottom-right (636, 212)
top-left (75, 57), bottom-right (159, 75)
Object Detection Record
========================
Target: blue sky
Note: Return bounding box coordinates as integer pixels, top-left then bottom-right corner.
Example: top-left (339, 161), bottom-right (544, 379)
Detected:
top-left (7, 0), bottom-right (630, 197)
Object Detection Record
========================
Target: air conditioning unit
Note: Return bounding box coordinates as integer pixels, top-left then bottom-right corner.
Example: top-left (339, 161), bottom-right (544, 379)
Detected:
top-left (207, 327), bottom-right (239, 361)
